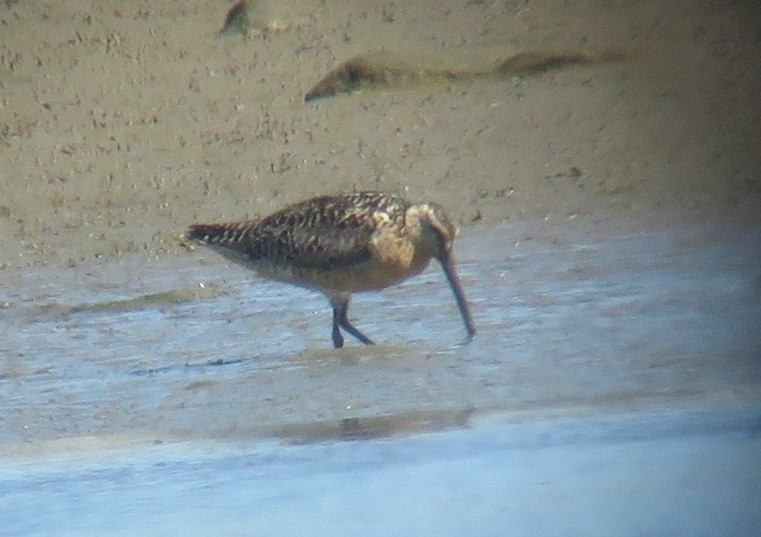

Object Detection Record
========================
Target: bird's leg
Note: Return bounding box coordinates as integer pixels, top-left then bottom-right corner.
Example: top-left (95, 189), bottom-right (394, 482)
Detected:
top-left (330, 295), bottom-right (374, 348)
top-left (331, 305), bottom-right (345, 348)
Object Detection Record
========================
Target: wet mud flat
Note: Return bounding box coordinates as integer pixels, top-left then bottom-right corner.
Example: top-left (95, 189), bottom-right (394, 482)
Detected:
top-left (1, 218), bottom-right (760, 535)
top-left (2, 404), bottom-right (759, 537)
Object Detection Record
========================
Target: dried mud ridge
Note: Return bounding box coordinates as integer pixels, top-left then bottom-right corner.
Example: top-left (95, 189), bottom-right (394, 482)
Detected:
top-left (304, 50), bottom-right (624, 102)
top-left (219, 0), bottom-right (305, 37)
top-left (217, 1), bottom-right (623, 103)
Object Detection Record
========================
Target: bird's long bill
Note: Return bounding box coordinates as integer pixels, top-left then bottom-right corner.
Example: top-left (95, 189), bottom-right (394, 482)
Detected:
top-left (437, 247), bottom-right (476, 340)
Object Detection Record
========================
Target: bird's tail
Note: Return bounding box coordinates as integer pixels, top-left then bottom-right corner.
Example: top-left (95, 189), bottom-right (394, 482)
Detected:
top-left (187, 221), bottom-right (256, 252)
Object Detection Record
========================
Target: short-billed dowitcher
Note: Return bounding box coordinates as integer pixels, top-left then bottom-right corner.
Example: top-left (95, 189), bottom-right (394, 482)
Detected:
top-left (187, 191), bottom-right (476, 348)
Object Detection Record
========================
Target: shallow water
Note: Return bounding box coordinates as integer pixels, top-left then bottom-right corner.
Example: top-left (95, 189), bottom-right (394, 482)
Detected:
top-left (1, 220), bottom-right (760, 535)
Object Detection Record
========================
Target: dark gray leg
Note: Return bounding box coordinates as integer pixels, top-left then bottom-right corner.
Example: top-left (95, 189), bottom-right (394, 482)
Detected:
top-left (331, 306), bottom-right (345, 348)
top-left (330, 295), bottom-right (374, 348)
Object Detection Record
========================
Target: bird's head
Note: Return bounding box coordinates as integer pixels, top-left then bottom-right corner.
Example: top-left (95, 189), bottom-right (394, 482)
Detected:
top-left (406, 202), bottom-right (458, 259)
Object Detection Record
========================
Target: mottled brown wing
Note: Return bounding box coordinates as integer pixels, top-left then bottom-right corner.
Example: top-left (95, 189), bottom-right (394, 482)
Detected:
top-left (246, 221), bottom-right (375, 270)
top-left (190, 192), bottom-right (410, 271)
top-left (246, 194), bottom-right (396, 270)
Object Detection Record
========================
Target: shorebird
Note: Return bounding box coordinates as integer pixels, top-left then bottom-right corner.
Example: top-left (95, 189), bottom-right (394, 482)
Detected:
top-left (187, 191), bottom-right (476, 348)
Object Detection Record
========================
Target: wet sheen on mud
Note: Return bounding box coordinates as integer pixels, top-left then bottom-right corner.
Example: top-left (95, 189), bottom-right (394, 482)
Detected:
top-left (1, 220), bottom-right (760, 535)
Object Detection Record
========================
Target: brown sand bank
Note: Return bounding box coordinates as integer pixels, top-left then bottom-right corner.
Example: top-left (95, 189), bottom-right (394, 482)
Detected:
top-left (1, 0), bottom-right (760, 269)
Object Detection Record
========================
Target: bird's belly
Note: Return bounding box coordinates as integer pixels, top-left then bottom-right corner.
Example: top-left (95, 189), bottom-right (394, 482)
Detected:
top-left (300, 235), bottom-right (434, 293)
top-left (296, 257), bottom-right (432, 293)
